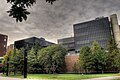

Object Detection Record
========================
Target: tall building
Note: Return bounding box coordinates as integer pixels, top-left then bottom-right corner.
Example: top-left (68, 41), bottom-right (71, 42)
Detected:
top-left (74, 17), bottom-right (112, 51)
top-left (58, 14), bottom-right (120, 53)
top-left (14, 37), bottom-right (54, 49)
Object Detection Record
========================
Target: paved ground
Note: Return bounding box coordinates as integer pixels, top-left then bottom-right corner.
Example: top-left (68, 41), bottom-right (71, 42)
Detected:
top-left (83, 76), bottom-right (120, 80)
top-left (0, 76), bottom-right (22, 80)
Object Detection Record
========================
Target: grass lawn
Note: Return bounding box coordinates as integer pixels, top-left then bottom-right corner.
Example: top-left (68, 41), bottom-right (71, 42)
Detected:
top-left (1, 73), bottom-right (118, 80)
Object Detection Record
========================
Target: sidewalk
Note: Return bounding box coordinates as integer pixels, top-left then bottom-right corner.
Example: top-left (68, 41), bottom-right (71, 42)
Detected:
top-left (83, 76), bottom-right (120, 80)
top-left (0, 76), bottom-right (22, 80)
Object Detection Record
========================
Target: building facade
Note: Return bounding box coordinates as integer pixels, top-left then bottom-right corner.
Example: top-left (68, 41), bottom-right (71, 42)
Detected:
top-left (74, 17), bottom-right (112, 51)
top-left (110, 14), bottom-right (120, 49)
top-left (58, 14), bottom-right (120, 72)
top-left (58, 14), bottom-right (120, 53)
top-left (14, 37), bottom-right (54, 49)
top-left (0, 34), bottom-right (8, 57)
top-left (0, 33), bottom-right (8, 68)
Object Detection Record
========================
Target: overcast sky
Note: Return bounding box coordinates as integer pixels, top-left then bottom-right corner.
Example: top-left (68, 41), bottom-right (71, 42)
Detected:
top-left (1, 0), bottom-right (120, 45)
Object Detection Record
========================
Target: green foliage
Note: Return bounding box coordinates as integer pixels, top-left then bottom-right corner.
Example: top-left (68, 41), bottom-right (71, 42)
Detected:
top-left (91, 41), bottom-right (108, 73)
top-left (38, 44), bottom-right (67, 73)
top-left (78, 41), bottom-right (108, 73)
top-left (79, 46), bottom-right (93, 73)
top-left (114, 51), bottom-right (120, 71)
top-left (2, 48), bottom-right (24, 74)
top-left (27, 47), bottom-right (42, 73)
top-left (7, 0), bottom-right (57, 22)
top-left (73, 62), bottom-right (80, 73)
top-left (106, 36), bottom-right (119, 71)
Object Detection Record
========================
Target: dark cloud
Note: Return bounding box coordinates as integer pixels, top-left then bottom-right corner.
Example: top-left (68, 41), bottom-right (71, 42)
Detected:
top-left (0, 0), bottom-right (120, 45)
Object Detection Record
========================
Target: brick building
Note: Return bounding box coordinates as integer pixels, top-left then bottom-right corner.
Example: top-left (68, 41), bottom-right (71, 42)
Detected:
top-left (0, 34), bottom-right (8, 57)
top-left (0, 33), bottom-right (8, 67)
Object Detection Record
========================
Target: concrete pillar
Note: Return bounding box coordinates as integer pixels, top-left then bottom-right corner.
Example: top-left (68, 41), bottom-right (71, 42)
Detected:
top-left (110, 14), bottom-right (120, 48)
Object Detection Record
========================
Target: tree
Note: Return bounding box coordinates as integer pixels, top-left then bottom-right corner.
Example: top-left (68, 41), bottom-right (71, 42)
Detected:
top-left (38, 44), bottom-right (67, 73)
top-left (106, 36), bottom-right (119, 71)
top-left (114, 51), bottom-right (120, 72)
top-left (2, 48), bottom-right (23, 75)
top-left (27, 46), bottom-right (42, 73)
top-left (79, 46), bottom-right (93, 73)
top-left (7, 0), bottom-right (57, 22)
top-left (91, 41), bottom-right (108, 73)
top-left (13, 48), bottom-right (24, 74)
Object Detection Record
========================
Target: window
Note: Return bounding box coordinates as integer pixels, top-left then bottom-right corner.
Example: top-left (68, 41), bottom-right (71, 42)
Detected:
top-left (4, 45), bottom-right (6, 47)
top-left (4, 38), bottom-right (6, 42)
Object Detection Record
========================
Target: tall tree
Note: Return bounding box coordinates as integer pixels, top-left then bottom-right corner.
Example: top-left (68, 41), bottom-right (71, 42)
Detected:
top-left (106, 36), bottom-right (119, 71)
top-left (7, 0), bottom-right (57, 22)
top-left (79, 46), bottom-right (93, 73)
top-left (38, 44), bottom-right (67, 73)
top-left (27, 43), bottom-right (43, 73)
top-left (114, 51), bottom-right (120, 72)
top-left (91, 41), bottom-right (108, 73)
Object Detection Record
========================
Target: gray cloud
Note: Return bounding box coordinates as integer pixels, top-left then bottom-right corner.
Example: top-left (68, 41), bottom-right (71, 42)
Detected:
top-left (0, 0), bottom-right (120, 45)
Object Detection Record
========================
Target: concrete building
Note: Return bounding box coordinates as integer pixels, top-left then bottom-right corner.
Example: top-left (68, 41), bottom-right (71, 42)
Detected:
top-left (14, 37), bottom-right (54, 49)
top-left (110, 14), bottom-right (120, 49)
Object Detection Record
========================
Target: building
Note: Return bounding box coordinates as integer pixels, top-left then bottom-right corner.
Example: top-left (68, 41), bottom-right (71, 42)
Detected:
top-left (14, 37), bottom-right (54, 49)
top-left (58, 14), bottom-right (120, 53)
top-left (58, 37), bottom-right (75, 55)
top-left (0, 33), bottom-right (8, 68)
top-left (0, 34), bottom-right (8, 57)
top-left (110, 14), bottom-right (120, 49)
top-left (58, 14), bottom-right (120, 72)
top-left (74, 17), bottom-right (112, 52)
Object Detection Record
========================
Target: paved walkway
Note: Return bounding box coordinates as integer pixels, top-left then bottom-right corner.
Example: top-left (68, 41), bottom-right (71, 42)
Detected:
top-left (83, 76), bottom-right (120, 80)
top-left (0, 76), bottom-right (22, 80)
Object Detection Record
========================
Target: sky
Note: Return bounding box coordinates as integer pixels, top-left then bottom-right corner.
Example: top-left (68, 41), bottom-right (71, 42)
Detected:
top-left (0, 0), bottom-right (120, 45)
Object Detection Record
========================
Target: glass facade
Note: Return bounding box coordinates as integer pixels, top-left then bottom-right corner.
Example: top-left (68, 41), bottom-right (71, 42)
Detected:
top-left (74, 17), bottom-right (112, 51)
top-left (58, 37), bottom-right (75, 51)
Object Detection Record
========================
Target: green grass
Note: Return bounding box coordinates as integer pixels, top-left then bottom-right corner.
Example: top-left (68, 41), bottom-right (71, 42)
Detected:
top-left (2, 73), bottom-right (118, 80)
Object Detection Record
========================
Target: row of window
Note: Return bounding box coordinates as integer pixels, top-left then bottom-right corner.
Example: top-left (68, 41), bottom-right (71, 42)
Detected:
top-left (74, 19), bottom-right (110, 30)
top-left (75, 30), bottom-right (110, 37)
top-left (76, 38), bottom-right (107, 45)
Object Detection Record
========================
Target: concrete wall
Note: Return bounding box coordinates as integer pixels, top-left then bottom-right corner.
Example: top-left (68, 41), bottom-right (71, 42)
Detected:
top-left (110, 14), bottom-right (120, 49)
top-left (65, 55), bottom-right (79, 72)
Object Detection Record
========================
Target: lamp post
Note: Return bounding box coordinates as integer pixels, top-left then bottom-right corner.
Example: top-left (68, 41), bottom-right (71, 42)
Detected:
top-left (6, 56), bottom-right (9, 76)
top-left (6, 51), bottom-right (11, 76)
top-left (23, 42), bottom-right (29, 78)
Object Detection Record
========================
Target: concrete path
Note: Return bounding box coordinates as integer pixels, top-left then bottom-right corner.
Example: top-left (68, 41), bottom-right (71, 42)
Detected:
top-left (0, 76), bottom-right (22, 80)
top-left (83, 76), bottom-right (120, 80)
